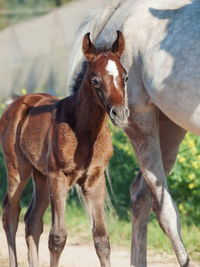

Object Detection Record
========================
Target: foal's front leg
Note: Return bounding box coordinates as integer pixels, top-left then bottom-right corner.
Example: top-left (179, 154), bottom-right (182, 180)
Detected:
top-left (48, 171), bottom-right (69, 267)
top-left (82, 170), bottom-right (110, 267)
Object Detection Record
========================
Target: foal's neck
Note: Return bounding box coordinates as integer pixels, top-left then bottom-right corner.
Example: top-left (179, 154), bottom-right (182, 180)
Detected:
top-left (74, 72), bottom-right (108, 140)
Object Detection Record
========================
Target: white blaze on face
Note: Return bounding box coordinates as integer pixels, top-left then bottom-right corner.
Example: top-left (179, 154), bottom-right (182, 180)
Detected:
top-left (106, 59), bottom-right (119, 89)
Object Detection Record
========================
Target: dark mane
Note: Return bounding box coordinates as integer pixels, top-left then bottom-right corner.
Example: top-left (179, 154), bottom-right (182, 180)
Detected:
top-left (71, 61), bottom-right (87, 95)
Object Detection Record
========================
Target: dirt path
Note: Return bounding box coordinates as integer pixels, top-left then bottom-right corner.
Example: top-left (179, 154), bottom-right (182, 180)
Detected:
top-left (1, 222), bottom-right (196, 267)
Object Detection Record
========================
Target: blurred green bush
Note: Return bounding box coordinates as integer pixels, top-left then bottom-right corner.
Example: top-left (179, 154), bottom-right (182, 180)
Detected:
top-left (168, 133), bottom-right (200, 224)
top-left (109, 126), bottom-right (200, 224)
top-left (109, 127), bottom-right (200, 224)
top-left (108, 123), bottom-right (139, 219)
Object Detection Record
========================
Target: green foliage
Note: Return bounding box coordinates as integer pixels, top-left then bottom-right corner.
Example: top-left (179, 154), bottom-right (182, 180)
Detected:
top-left (168, 133), bottom-right (200, 224)
top-left (108, 123), bottom-right (139, 219)
top-left (147, 218), bottom-right (200, 261)
top-left (109, 125), bottom-right (200, 225)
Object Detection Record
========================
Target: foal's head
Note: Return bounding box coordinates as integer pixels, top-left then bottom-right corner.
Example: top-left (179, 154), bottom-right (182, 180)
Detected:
top-left (82, 31), bottom-right (129, 127)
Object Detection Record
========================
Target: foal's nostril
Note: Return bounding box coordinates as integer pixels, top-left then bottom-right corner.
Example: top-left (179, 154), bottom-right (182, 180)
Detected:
top-left (112, 109), bottom-right (117, 117)
top-left (110, 107), bottom-right (118, 119)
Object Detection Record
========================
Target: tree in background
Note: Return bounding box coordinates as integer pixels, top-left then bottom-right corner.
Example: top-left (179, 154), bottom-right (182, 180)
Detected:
top-left (55, 0), bottom-right (62, 6)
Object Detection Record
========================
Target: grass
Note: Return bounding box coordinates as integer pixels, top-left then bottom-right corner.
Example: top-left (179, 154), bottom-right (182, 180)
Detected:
top-left (147, 219), bottom-right (200, 259)
top-left (16, 202), bottom-right (200, 262)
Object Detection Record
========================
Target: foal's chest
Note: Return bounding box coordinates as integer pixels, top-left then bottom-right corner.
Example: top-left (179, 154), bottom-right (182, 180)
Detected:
top-left (52, 122), bottom-right (113, 180)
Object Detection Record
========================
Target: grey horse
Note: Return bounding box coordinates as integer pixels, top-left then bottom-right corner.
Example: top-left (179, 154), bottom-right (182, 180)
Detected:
top-left (67, 0), bottom-right (200, 266)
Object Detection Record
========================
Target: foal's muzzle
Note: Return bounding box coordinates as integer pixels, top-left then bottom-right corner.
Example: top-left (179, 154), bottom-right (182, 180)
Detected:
top-left (109, 105), bottom-right (130, 127)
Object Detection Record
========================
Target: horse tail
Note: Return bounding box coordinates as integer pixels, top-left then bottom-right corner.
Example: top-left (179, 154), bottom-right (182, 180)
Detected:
top-left (66, 1), bottom-right (121, 95)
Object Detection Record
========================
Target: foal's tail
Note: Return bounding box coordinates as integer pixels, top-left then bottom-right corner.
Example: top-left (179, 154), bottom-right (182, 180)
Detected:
top-left (105, 165), bottom-right (115, 212)
top-left (66, 1), bottom-right (121, 95)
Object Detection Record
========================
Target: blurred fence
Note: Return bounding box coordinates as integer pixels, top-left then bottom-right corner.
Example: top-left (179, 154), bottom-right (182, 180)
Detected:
top-left (0, 0), bottom-right (111, 101)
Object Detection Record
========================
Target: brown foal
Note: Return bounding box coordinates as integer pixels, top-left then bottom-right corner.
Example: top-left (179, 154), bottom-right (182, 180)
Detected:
top-left (0, 31), bottom-right (129, 267)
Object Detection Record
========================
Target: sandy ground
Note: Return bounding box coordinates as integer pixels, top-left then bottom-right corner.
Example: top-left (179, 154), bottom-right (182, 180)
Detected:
top-left (1, 222), bottom-right (198, 267)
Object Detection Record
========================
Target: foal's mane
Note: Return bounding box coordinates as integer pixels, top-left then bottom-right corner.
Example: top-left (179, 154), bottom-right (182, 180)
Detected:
top-left (71, 61), bottom-right (87, 95)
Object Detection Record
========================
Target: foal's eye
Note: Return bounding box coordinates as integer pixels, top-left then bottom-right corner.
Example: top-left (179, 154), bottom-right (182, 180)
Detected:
top-left (91, 78), bottom-right (100, 88)
top-left (125, 75), bottom-right (128, 83)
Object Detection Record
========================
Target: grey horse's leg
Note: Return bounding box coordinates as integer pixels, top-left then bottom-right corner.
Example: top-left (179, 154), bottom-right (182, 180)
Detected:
top-left (129, 111), bottom-right (186, 267)
top-left (130, 172), bottom-right (152, 267)
top-left (125, 106), bottom-right (190, 267)
top-left (24, 168), bottom-right (49, 267)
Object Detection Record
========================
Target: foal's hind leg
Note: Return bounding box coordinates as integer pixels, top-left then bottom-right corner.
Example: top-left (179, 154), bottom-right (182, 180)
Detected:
top-left (127, 111), bottom-right (187, 267)
top-left (82, 171), bottom-right (110, 267)
top-left (2, 159), bottom-right (32, 267)
top-left (24, 168), bottom-right (49, 267)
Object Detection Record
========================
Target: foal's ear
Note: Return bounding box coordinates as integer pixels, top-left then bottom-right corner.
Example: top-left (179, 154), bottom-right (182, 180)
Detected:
top-left (82, 33), bottom-right (97, 61)
top-left (112, 31), bottom-right (125, 57)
